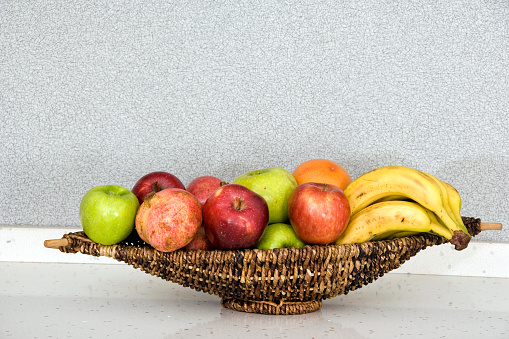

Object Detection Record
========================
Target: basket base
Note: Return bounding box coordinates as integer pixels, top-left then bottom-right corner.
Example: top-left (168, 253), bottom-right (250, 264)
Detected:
top-left (221, 298), bottom-right (322, 315)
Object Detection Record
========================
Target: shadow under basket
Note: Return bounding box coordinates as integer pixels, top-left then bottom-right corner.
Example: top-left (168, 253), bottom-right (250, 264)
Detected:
top-left (46, 217), bottom-right (484, 315)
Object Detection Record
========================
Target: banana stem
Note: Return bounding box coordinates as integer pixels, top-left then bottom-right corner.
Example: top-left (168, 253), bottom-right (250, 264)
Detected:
top-left (480, 222), bottom-right (503, 231)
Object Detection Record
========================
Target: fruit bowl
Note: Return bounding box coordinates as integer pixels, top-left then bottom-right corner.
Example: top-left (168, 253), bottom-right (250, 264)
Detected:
top-left (45, 217), bottom-right (486, 315)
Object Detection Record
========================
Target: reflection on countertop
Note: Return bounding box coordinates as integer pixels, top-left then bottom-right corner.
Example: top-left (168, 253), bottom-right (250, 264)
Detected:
top-left (1, 262), bottom-right (508, 338)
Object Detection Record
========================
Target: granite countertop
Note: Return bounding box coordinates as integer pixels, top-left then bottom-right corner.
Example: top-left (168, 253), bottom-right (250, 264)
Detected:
top-left (2, 261), bottom-right (508, 338)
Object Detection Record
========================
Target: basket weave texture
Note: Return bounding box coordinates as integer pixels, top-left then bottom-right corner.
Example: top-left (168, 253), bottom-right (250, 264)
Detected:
top-left (55, 217), bottom-right (481, 315)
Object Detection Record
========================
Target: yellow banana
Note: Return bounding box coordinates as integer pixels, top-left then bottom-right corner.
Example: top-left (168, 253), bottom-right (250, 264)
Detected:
top-left (370, 230), bottom-right (419, 241)
top-left (424, 209), bottom-right (454, 239)
top-left (368, 195), bottom-right (453, 239)
top-left (419, 172), bottom-right (471, 248)
top-left (344, 166), bottom-right (470, 250)
top-left (369, 230), bottom-right (402, 241)
top-left (368, 179), bottom-right (464, 229)
top-left (387, 231), bottom-right (420, 239)
top-left (372, 226), bottom-right (449, 241)
top-left (442, 180), bottom-right (464, 229)
top-left (373, 195), bottom-right (412, 204)
top-left (419, 172), bottom-right (460, 225)
top-left (345, 166), bottom-right (442, 215)
top-left (335, 200), bottom-right (449, 245)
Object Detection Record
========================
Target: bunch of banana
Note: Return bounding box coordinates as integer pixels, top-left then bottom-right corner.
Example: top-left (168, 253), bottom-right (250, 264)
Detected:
top-left (335, 166), bottom-right (471, 250)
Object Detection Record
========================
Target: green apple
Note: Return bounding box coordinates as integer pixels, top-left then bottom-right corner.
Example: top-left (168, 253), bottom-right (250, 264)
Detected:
top-left (255, 223), bottom-right (305, 250)
top-left (79, 185), bottom-right (140, 245)
top-left (233, 167), bottom-right (298, 224)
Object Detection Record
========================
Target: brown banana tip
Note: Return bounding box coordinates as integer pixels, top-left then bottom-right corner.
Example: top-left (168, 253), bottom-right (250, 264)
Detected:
top-left (450, 230), bottom-right (471, 251)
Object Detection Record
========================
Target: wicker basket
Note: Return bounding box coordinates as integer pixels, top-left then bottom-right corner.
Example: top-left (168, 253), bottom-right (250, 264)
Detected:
top-left (45, 217), bottom-right (482, 315)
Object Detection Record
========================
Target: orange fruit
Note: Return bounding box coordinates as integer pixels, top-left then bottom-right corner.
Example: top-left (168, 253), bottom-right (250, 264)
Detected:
top-left (292, 159), bottom-right (352, 191)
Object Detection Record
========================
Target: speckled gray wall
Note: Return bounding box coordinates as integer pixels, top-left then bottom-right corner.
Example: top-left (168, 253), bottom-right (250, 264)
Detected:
top-left (1, 1), bottom-right (508, 242)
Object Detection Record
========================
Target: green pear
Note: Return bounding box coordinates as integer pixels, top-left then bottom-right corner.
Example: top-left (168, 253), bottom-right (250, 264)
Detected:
top-left (233, 167), bottom-right (298, 224)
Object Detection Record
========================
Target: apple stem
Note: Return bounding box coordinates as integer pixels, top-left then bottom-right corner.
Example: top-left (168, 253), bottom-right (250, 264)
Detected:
top-left (153, 181), bottom-right (161, 192)
top-left (233, 197), bottom-right (246, 211)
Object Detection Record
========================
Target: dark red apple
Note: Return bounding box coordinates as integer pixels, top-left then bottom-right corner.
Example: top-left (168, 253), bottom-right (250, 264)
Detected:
top-left (288, 182), bottom-right (350, 245)
top-left (183, 227), bottom-right (214, 250)
top-left (186, 176), bottom-right (227, 205)
top-left (202, 184), bottom-right (269, 250)
top-left (132, 171), bottom-right (185, 204)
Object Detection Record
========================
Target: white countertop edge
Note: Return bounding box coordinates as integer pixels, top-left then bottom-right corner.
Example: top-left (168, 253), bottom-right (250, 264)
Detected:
top-left (1, 225), bottom-right (508, 278)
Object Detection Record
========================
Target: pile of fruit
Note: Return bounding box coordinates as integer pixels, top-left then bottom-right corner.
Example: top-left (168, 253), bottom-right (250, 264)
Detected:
top-left (79, 159), bottom-right (472, 252)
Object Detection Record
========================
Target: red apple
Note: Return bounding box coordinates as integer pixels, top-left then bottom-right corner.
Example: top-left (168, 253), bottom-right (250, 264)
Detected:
top-left (202, 184), bottom-right (269, 250)
top-left (132, 171), bottom-right (185, 204)
top-left (288, 182), bottom-right (350, 245)
top-left (186, 176), bottom-right (227, 205)
top-left (183, 227), bottom-right (214, 250)
top-left (135, 188), bottom-right (202, 252)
